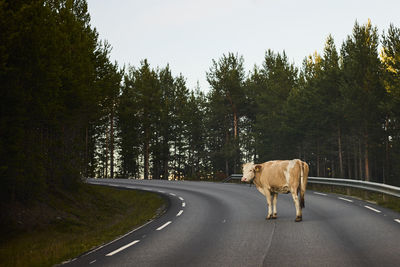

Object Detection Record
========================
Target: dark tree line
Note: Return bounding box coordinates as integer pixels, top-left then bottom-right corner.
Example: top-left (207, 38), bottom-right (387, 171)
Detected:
top-left (2, 1), bottom-right (400, 208)
top-left (113, 20), bottom-right (400, 186)
top-left (0, 0), bottom-right (122, 202)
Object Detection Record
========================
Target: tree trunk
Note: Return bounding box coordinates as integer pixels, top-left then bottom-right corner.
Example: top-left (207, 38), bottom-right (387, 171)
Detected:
top-left (110, 102), bottom-right (115, 179)
top-left (316, 140), bottom-right (320, 177)
top-left (144, 129), bottom-right (149, 180)
top-left (85, 126), bottom-right (88, 177)
top-left (163, 155), bottom-right (169, 180)
top-left (358, 138), bottom-right (363, 180)
top-left (225, 130), bottom-right (230, 177)
top-left (337, 124), bottom-right (343, 177)
top-left (353, 141), bottom-right (358, 179)
top-left (347, 148), bottom-right (352, 179)
top-left (364, 131), bottom-right (370, 181)
top-left (105, 127), bottom-right (109, 178)
top-left (384, 116), bottom-right (390, 184)
top-left (226, 91), bottom-right (239, 173)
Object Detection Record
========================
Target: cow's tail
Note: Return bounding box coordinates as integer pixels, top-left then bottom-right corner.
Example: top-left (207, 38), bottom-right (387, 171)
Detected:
top-left (300, 160), bottom-right (309, 208)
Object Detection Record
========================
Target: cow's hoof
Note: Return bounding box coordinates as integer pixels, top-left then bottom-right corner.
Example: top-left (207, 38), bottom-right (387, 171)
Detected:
top-left (295, 216), bottom-right (302, 222)
top-left (272, 214), bottom-right (277, 219)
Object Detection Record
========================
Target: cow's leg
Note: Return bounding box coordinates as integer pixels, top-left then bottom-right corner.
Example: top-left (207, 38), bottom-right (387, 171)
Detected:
top-left (265, 190), bottom-right (273, 220)
top-left (272, 193), bottom-right (278, 219)
top-left (291, 189), bottom-right (302, 222)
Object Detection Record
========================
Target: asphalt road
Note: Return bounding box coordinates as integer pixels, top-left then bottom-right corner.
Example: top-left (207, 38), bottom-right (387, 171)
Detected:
top-left (64, 179), bottom-right (400, 267)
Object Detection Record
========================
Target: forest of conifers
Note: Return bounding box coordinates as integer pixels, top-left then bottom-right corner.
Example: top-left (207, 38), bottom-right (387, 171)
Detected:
top-left (1, 1), bottom-right (400, 203)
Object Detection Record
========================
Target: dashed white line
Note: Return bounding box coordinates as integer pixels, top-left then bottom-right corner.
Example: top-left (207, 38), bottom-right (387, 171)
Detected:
top-left (394, 219), bottom-right (400, 224)
top-left (89, 260), bottom-right (97, 264)
top-left (182, 202), bottom-right (186, 207)
top-left (158, 190), bottom-right (165, 193)
top-left (176, 210), bottom-right (183, 217)
top-left (169, 193), bottom-right (176, 196)
top-left (313, 192), bottom-right (327, 196)
top-left (364, 205), bottom-right (381, 213)
top-left (338, 197), bottom-right (353, 203)
top-left (179, 197), bottom-right (184, 201)
top-left (156, 221), bottom-right (172, 231)
top-left (106, 240), bottom-right (140, 256)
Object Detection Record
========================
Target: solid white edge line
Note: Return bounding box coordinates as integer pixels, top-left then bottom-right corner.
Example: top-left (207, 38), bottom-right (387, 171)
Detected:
top-left (156, 221), bottom-right (172, 231)
top-left (394, 219), bottom-right (400, 224)
top-left (364, 205), bottom-right (381, 213)
top-left (179, 197), bottom-right (184, 201)
top-left (106, 240), bottom-right (140, 256)
top-left (338, 197), bottom-right (353, 203)
top-left (176, 210), bottom-right (183, 217)
top-left (313, 192), bottom-right (327, 196)
top-left (182, 202), bottom-right (186, 207)
top-left (81, 217), bottom-right (154, 257)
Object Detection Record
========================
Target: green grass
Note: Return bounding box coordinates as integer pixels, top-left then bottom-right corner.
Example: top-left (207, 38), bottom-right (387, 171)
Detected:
top-left (0, 184), bottom-right (165, 267)
top-left (308, 183), bottom-right (400, 213)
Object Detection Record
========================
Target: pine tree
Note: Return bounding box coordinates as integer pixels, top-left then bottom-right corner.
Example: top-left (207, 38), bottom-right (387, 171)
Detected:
top-left (381, 24), bottom-right (400, 184)
top-left (255, 50), bottom-right (298, 161)
top-left (206, 53), bottom-right (245, 176)
top-left (340, 19), bottom-right (385, 181)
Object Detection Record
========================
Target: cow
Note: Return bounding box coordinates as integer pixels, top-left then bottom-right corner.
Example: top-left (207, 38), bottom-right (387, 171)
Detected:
top-left (241, 159), bottom-right (309, 222)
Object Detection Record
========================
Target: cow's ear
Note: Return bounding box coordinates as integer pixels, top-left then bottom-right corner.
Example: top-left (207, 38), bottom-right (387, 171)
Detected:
top-left (254, 164), bottom-right (262, 172)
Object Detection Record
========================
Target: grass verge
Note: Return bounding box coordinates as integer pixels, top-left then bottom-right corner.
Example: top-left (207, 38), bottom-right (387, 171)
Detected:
top-left (308, 183), bottom-right (400, 213)
top-left (0, 183), bottom-right (165, 267)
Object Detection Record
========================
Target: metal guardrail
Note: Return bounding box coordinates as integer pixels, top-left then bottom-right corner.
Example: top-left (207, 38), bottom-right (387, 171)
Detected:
top-left (223, 174), bottom-right (242, 183)
top-left (308, 177), bottom-right (400, 198)
top-left (225, 174), bottom-right (400, 198)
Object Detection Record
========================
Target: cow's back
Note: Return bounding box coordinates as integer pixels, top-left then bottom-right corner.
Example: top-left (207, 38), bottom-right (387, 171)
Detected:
top-left (259, 160), bottom-right (301, 193)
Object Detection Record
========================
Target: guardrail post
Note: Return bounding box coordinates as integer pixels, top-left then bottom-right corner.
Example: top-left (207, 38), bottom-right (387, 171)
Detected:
top-left (346, 187), bottom-right (351, 195)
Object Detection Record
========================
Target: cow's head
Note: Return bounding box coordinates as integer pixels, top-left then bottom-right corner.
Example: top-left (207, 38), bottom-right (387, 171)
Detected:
top-left (241, 163), bottom-right (262, 182)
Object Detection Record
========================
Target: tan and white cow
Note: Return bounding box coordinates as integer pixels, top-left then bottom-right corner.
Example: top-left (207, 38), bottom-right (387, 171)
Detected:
top-left (241, 159), bottom-right (309, 222)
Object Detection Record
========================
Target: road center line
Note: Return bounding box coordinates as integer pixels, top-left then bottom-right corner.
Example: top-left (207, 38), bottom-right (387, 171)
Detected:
top-left (169, 193), bottom-right (176, 196)
top-left (313, 192), bottom-right (327, 196)
top-left (394, 219), bottom-right (400, 224)
top-left (338, 197), bottom-right (353, 203)
top-left (89, 260), bottom-right (96, 264)
top-left (182, 202), bottom-right (186, 207)
top-left (106, 240), bottom-right (140, 256)
top-left (176, 210), bottom-right (183, 216)
top-left (156, 221), bottom-right (172, 231)
top-left (364, 205), bottom-right (381, 213)
top-left (179, 197), bottom-right (184, 201)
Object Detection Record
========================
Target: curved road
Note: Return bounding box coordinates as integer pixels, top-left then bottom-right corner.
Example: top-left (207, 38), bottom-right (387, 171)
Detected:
top-left (65, 179), bottom-right (400, 267)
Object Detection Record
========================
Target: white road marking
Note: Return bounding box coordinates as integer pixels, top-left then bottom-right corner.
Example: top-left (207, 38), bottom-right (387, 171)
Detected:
top-left (156, 221), bottom-right (172, 231)
top-left (106, 240), bottom-right (140, 256)
top-left (394, 219), bottom-right (400, 224)
top-left (176, 210), bottom-right (183, 217)
top-left (182, 202), bottom-right (186, 207)
top-left (179, 197), bottom-right (184, 201)
top-left (158, 190), bottom-right (165, 193)
top-left (89, 260), bottom-right (97, 264)
top-left (169, 193), bottom-right (176, 196)
top-left (313, 192), bottom-right (327, 196)
top-left (80, 219), bottom-right (154, 257)
top-left (338, 197), bottom-right (353, 203)
top-left (364, 205), bottom-right (381, 213)
top-left (61, 258), bottom-right (77, 264)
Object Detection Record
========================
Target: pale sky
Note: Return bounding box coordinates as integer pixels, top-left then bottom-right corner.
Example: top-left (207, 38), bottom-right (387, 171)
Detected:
top-left (87, 0), bottom-right (400, 92)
